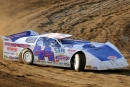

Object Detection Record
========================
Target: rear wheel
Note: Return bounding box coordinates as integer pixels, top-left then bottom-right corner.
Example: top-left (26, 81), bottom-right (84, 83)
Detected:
top-left (22, 49), bottom-right (34, 65)
top-left (73, 53), bottom-right (86, 71)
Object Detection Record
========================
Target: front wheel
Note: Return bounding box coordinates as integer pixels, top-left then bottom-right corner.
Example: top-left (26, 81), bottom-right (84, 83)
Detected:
top-left (73, 53), bottom-right (86, 71)
top-left (22, 49), bottom-right (34, 65)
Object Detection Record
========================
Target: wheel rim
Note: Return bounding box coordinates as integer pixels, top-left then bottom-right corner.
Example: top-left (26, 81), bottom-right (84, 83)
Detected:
top-left (74, 54), bottom-right (79, 70)
top-left (23, 52), bottom-right (32, 63)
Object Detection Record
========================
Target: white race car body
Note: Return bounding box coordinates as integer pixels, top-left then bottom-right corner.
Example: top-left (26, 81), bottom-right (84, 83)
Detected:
top-left (1, 30), bottom-right (129, 71)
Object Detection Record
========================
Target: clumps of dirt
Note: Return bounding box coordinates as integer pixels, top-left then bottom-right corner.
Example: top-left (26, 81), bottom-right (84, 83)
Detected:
top-left (0, 71), bottom-right (63, 87)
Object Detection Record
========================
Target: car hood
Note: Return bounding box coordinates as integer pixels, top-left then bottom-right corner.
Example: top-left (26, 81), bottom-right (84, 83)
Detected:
top-left (72, 41), bottom-right (122, 61)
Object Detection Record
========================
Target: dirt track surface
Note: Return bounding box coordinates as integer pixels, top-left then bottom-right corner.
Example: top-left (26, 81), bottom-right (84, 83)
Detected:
top-left (0, 0), bottom-right (130, 87)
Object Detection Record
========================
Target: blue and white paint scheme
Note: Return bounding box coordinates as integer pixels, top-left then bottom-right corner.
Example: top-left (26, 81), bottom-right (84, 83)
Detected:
top-left (1, 30), bottom-right (129, 71)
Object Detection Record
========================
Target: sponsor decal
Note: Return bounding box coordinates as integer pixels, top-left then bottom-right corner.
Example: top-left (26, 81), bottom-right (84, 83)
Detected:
top-left (14, 57), bottom-right (19, 59)
top-left (6, 31), bottom-right (31, 42)
top-left (55, 60), bottom-right (60, 62)
top-left (37, 60), bottom-right (40, 62)
top-left (55, 55), bottom-right (70, 61)
top-left (11, 53), bottom-right (15, 55)
top-left (9, 56), bottom-right (14, 59)
top-left (33, 46), bottom-right (55, 61)
top-left (64, 63), bottom-right (70, 66)
top-left (4, 55), bottom-right (8, 58)
top-left (107, 56), bottom-right (117, 60)
top-left (4, 52), bottom-right (10, 54)
top-left (5, 52), bottom-right (19, 56)
top-left (53, 62), bottom-right (58, 65)
top-left (33, 46), bottom-right (42, 55)
top-left (59, 62), bottom-right (63, 65)
top-left (53, 62), bottom-right (59, 64)
top-left (68, 49), bottom-right (76, 52)
top-left (40, 60), bottom-right (46, 63)
top-left (47, 61), bottom-right (53, 64)
top-left (5, 42), bottom-right (29, 48)
top-left (4, 38), bottom-right (10, 41)
top-left (7, 47), bottom-right (17, 52)
top-left (93, 67), bottom-right (98, 70)
top-left (68, 49), bottom-right (76, 54)
top-left (86, 65), bottom-right (92, 69)
top-left (9, 56), bottom-right (18, 59)
top-left (54, 48), bottom-right (65, 53)
top-left (16, 53), bottom-right (19, 56)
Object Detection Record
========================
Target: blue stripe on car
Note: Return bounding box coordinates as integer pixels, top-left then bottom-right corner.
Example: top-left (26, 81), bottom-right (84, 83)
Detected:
top-left (84, 45), bottom-right (122, 61)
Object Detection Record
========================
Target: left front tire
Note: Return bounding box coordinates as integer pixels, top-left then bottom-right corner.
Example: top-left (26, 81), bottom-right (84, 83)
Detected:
top-left (22, 49), bottom-right (34, 65)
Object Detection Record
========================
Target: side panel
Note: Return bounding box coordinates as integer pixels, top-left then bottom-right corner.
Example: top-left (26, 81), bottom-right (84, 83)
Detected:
top-left (3, 41), bottom-right (30, 61)
top-left (83, 50), bottom-right (129, 70)
top-left (32, 44), bottom-right (79, 67)
top-left (82, 50), bottom-right (101, 70)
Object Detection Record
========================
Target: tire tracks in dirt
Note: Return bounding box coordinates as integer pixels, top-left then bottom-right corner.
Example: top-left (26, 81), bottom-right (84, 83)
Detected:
top-left (0, 0), bottom-right (130, 87)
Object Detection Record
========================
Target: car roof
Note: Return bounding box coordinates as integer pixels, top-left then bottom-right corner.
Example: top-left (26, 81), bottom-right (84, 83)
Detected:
top-left (39, 33), bottom-right (72, 39)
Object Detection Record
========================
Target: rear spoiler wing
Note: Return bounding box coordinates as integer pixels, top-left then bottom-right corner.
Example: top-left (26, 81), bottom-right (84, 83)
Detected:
top-left (1, 30), bottom-right (39, 42)
top-left (1, 36), bottom-right (12, 42)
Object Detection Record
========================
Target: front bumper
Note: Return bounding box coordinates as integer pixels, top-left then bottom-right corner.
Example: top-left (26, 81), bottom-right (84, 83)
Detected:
top-left (85, 57), bottom-right (129, 70)
top-left (99, 57), bottom-right (129, 70)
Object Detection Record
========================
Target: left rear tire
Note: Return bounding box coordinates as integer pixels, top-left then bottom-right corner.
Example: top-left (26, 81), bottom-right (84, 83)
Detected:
top-left (22, 49), bottom-right (34, 65)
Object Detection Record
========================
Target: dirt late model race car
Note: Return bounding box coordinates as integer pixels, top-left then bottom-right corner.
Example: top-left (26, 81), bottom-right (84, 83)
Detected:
top-left (1, 30), bottom-right (129, 71)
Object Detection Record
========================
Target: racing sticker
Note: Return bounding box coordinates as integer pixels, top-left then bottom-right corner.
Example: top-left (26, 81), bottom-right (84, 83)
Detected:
top-left (93, 67), bottom-right (98, 70)
top-left (9, 56), bottom-right (19, 59)
top-left (55, 55), bottom-right (70, 61)
top-left (47, 61), bottom-right (53, 64)
top-left (6, 31), bottom-right (31, 42)
top-left (68, 49), bottom-right (76, 54)
top-left (5, 42), bottom-right (29, 48)
top-left (55, 60), bottom-right (60, 62)
top-left (107, 56), bottom-right (117, 60)
top-left (54, 47), bottom-right (65, 53)
top-left (64, 63), bottom-right (70, 66)
top-left (7, 47), bottom-right (17, 52)
top-left (33, 45), bottom-right (55, 61)
top-left (4, 55), bottom-right (8, 59)
top-left (3, 38), bottom-right (10, 41)
top-left (9, 56), bottom-right (14, 59)
top-left (53, 62), bottom-right (59, 64)
top-left (59, 62), bottom-right (64, 65)
top-left (4, 52), bottom-right (10, 54)
top-left (40, 60), bottom-right (46, 63)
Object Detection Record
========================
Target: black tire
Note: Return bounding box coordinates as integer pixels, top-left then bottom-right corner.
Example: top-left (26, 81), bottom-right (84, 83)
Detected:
top-left (22, 49), bottom-right (34, 65)
top-left (73, 53), bottom-right (86, 71)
